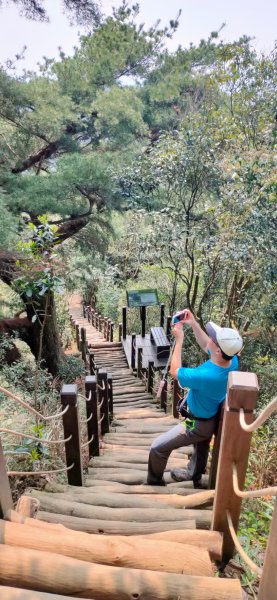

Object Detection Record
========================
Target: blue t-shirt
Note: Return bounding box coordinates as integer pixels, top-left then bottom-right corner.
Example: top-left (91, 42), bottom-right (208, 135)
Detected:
top-left (177, 355), bottom-right (239, 418)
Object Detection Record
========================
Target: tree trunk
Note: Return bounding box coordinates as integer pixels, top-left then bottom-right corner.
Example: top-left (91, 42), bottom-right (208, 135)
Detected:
top-left (24, 292), bottom-right (62, 376)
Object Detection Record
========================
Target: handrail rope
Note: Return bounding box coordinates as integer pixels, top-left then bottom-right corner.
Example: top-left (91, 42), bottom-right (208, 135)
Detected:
top-left (239, 397), bottom-right (277, 432)
top-left (0, 386), bottom-right (69, 422)
top-left (226, 510), bottom-right (263, 576)
top-left (98, 397), bottom-right (105, 409)
top-left (232, 463), bottom-right (277, 498)
top-left (97, 381), bottom-right (106, 391)
top-left (98, 413), bottom-right (105, 424)
top-left (0, 428), bottom-right (72, 444)
top-left (7, 463), bottom-right (75, 476)
top-left (81, 433), bottom-right (94, 448)
top-left (81, 413), bottom-right (93, 424)
top-left (78, 391), bottom-right (92, 402)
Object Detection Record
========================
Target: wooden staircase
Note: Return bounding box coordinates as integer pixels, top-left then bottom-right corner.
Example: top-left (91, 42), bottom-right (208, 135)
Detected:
top-left (0, 296), bottom-right (243, 599)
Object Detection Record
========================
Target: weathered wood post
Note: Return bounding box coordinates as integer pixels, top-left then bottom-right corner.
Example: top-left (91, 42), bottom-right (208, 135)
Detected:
top-left (258, 497), bottom-right (277, 600)
top-left (118, 323), bottom-right (122, 342)
top-left (75, 324), bottom-right (80, 350)
top-left (88, 350), bottom-right (95, 375)
top-left (141, 305), bottom-right (146, 338)
top-left (104, 317), bottom-right (108, 340)
top-left (107, 373), bottom-right (113, 420)
top-left (80, 327), bottom-right (87, 362)
top-left (172, 378), bottom-right (179, 418)
top-left (60, 384), bottom-right (83, 486)
top-left (85, 375), bottom-right (100, 457)
top-left (147, 360), bottom-right (154, 394)
top-left (122, 307), bottom-right (127, 340)
top-left (160, 378), bottom-right (167, 412)
top-left (160, 303), bottom-right (165, 328)
top-left (87, 307), bottom-right (91, 323)
top-left (0, 438), bottom-right (13, 518)
top-left (82, 304), bottom-right (86, 318)
top-left (131, 333), bottom-right (136, 369)
top-left (110, 322), bottom-right (114, 343)
top-left (97, 369), bottom-right (109, 435)
top-left (212, 372), bottom-right (259, 561)
top-left (137, 347), bottom-right (143, 379)
top-left (107, 319), bottom-right (112, 341)
top-left (208, 404), bottom-right (224, 489)
top-left (166, 315), bottom-right (172, 338)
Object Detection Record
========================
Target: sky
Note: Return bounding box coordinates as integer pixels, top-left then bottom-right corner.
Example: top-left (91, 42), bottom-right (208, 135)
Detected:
top-left (0, 0), bottom-right (276, 73)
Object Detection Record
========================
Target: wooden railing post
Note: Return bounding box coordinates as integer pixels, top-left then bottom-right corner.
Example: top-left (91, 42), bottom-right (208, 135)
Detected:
top-left (211, 371), bottom-right (259, 561)
top-left (208, 404), bottom-right (224, 489)
top-left (172, 378), bottom-right (179, 418)
top-left (110, 322), bottom-right (114, 343)
top-left (97, 369), bottom-right (109, 435)
top-left (107, 373), bottom-right (113, 420)
top-left (104, 317), bottom-right (108, 340)
top-left (137, 347), bottom-right (143, 379)
top-left (166, 315), bottom-right (172, 338)
top-left (80, 327), bottom-right (87, 362)
top-left (160, 378), bottom-right (167, 412)
top-left (118, 323), bottom-right (122, 342)
top-left (122, 306), bottom-right (127, 340)
top-left (85, 375), bottom-right (100, 457)
top-left (87, 307), bottom-right (91, 323)
top-left (258, 497), bottom-right (277, 600)
top-left (0, 438), bottom-right (13, 518)
top-left (147, 360), bottom-right (154, 394)
top-left (141, 305), bottom-right (146, 338)
top-left (60, 384), bottom-right (83, 486)
top-left (75, 324), bottom-right (80, 350)
top-left (131, 333), bottom-right (136, 369)
top-left (88, 350), bottom-right (95, 375)
top-left (160, 303), bottom-right (165, 328)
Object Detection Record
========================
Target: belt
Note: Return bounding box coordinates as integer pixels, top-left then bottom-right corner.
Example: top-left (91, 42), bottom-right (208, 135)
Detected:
top-left (183, 407), bottom-right (215, 422)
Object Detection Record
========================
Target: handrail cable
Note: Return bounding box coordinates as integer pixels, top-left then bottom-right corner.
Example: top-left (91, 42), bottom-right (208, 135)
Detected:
top-left (7, 463), bottom-right (74, 476)
top-left (232, 463), bottom-right (277, 498)
top-left (239, 397), bottom-right (277, 432)
top-left (81, 434), bottom-right (94, 449)
top-left (0, 386), bottom-right (69, 421)
top-left (0, 428), bottom-right (72, 444)
top-left (226, 510), bottom-right (262, 576)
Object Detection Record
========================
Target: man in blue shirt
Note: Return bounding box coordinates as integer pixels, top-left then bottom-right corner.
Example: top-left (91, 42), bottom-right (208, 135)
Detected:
top-left (147, 310), bottom-right (243, 487)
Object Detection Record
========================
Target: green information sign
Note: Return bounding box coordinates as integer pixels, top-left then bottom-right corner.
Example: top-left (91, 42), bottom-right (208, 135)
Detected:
top-left (126, 289), bottom-right (159, 308)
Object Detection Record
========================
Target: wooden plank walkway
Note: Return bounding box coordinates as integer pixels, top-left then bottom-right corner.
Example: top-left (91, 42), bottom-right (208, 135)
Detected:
top-left (122, 333), bottom-right (169, 369)
top-left (5, 295), bottom-right (242, 599)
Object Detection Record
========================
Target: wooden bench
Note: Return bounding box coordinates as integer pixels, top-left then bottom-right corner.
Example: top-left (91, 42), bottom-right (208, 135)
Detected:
top-left (150, 327), bottom-right (170, 359)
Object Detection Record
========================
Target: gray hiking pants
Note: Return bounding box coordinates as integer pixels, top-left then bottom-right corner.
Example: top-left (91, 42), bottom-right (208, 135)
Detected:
top-left (147, 416), bottom-right (218, 484)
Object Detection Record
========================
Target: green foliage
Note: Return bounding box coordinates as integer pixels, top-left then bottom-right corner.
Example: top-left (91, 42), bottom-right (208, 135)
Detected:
top-left (58, 354), bottom-right (85, 383)
top-left (13, 218), bottom-right (63, 309)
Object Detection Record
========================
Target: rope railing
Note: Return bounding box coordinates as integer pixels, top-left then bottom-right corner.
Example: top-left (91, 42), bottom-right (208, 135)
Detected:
top-left (232, 463), bottom-right (277, 499)
top-left (0, 428), bottom-right (72, 445)
top-left (0, 386), bottom-right (70, 422)
top-left (239, 397), bottom-right (277, 432)
top-left (78, 391), bottom-right (92, 403)
top-left (81, 413), bottom-right (93, 424)
top-left (7, 463), bottom-right (75, 476)
top-left (226, 511), bottom-right (263, 576)
top-left (81, 434), bottom-right (94, 449)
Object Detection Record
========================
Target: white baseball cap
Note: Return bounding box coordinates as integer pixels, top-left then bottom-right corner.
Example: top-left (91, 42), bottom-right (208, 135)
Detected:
top-left (205, 321), bottom-right (243, 357)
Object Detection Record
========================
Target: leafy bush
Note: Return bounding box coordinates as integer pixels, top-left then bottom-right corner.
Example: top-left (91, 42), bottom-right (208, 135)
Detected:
top-left (58, 355), bottom-right (84, 384)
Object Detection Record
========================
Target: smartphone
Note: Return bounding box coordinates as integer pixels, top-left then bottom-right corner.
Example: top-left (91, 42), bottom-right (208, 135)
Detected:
top-left (172, 310), bottom-right (188, 324)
